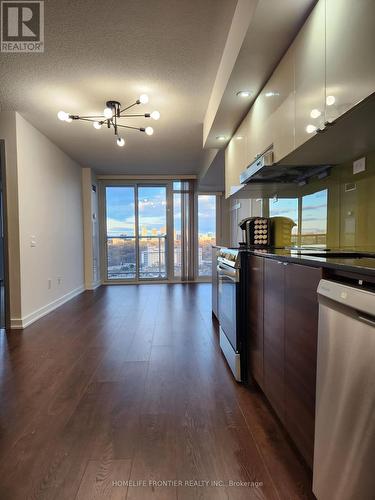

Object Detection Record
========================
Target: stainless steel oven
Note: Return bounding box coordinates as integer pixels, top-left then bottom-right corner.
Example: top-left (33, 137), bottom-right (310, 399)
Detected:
top-left (217, 248), bottom-right (244, 381)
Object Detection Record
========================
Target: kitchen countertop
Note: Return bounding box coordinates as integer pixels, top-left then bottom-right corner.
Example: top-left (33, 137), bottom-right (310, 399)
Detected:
top-left (250, 247), bottom-right (375, 277)
top-left (214, 245), bottom-right (375, 277)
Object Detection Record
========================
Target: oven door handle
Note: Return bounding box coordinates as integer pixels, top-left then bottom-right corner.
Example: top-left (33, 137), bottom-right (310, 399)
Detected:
top-left (217, 265), bottom-right (238, 282)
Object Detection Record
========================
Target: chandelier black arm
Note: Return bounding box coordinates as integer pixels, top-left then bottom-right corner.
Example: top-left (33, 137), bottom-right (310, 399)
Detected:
top-left (74, 117), bottom-right (100, 123)
top-left (72, 115), bottom-right (105, 119)
top-left (119, 113), bottom-right (150, 118)
top-left (116, 124), bottom-right (146, 132)
top-left (119, 101), bottom-right (140, 114)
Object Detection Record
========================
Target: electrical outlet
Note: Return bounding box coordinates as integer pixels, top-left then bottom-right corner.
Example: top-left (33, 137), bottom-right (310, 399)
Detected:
top-left (48, 279), bottom-right (52, 289)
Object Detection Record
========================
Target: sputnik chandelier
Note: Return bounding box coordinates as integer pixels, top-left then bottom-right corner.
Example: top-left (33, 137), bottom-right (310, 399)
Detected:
top-left (57, 94), bottom-right (160, 147)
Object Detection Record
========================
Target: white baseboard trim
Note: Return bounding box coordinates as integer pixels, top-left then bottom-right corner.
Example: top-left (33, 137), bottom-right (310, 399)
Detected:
top-left (10, 285), bottom-right (85, 330)
top-left (85, 280), bottom-right (102, 290)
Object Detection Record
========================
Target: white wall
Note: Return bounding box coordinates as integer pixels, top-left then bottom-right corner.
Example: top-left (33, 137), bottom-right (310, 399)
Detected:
top-left (12, 114), bottom-right (84, 327)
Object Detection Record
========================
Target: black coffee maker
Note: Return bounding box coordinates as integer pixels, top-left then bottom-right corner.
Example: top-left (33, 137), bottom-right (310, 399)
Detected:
top-left (239, 217), bottom-right (271, 247)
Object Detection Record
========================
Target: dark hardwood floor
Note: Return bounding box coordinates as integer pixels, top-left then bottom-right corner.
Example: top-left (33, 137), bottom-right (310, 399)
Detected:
top-left (0, 284), bottom-right (314, 499)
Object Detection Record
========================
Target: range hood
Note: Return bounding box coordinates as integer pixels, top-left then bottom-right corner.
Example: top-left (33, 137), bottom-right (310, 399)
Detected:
top-left (240, 148), bottom-right (331, 185)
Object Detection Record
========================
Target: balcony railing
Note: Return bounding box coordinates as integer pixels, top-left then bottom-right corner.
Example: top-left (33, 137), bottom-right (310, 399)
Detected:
top-left (106, 235), bottom-right (167, 279)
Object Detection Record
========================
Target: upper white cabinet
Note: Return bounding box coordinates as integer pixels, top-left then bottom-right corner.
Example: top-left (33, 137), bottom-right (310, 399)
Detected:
top-left (268, 45), bottom-right (295, 163)
top-left (247, 44), bottom-right (295, 164)
top-left (225, 0), bottom-right (375, 197)
top-left (246, 93), bottom-right (272, 164)
top-left (294, 0), bottom-right (326, 149)
top-left (225, 119), bottom-right (248, 198)
top-left (326, 0), bottom-right (375, 123)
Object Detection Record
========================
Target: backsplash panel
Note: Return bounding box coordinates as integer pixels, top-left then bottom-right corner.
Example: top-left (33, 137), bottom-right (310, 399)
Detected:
top-left (231, 151), bottom-right (375, 248)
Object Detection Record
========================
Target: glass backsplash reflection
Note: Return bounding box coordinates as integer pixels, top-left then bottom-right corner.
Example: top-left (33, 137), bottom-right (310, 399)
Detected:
top-left (265, 151), bottom-right (375, 249)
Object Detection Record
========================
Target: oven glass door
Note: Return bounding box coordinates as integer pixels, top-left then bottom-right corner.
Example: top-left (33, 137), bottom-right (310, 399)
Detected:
top-left (218, 264), bottom-right (238, 351)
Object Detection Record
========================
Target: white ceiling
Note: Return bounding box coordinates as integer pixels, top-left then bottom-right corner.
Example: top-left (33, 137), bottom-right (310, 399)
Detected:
top-left (0, 0), bottom-right (236, 175)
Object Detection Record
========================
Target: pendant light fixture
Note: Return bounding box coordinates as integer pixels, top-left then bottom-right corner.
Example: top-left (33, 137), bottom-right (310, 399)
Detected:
top-left (57, 95), bottom-right (160, 147)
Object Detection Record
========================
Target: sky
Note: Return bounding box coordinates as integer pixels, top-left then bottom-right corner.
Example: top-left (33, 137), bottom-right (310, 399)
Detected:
top-left (106, 187), bottom-right (216, 236)
top-left (106, 186), bottom-right (167, 236)
top-left (198, 195), bottom-right (216, 235)
top-left (269, 189), bottom-right (328, 234)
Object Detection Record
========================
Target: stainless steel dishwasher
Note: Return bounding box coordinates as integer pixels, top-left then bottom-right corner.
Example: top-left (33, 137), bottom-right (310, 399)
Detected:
top-left (313, 279), bottom-right (375, 500)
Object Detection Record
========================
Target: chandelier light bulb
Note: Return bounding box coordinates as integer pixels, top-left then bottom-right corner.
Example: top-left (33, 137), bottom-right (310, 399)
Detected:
top-left (65, 116), bottom-right (73, 123)
top-left (150, 110), bottom-right (160, 120)
top-left (93, 121), bottom-right (102, 130)
top-left (326, 95), bottom-right (336, 106)
top-left (57, 110), bottom-right (69, 121)
top-left (139, 94), bottom-right (149, 104)
top-left (145, 126), bottom-right (154, 136)
top-left (116, 136), bottom-right (125, 147)
top-left (103, 107), bottom-right (113, 119)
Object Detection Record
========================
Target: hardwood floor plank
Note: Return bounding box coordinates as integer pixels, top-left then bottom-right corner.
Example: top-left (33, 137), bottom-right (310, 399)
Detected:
top-left (75, 459), bottom-right (132, 499)
top-left (126, 413), bottom-right (178, 500)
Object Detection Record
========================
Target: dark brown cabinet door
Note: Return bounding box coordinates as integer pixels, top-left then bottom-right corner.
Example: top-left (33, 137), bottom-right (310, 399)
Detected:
top-left (263, 259), bottom-right (286, 424)
top-left (284, 263), bottom-right (322, 468)
top-left (247, 255), bottom-right (264, 389)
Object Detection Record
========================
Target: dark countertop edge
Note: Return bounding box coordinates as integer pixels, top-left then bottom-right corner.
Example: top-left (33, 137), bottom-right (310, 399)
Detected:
top-left (212, 244), bottom-right (375, 277)
top-left (248, 251), bottom-right (375, 277)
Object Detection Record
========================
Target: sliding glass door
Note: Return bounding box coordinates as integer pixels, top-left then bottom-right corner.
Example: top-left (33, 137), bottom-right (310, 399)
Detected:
top-left (106, 186), bottom-right (136, 280)
top-left (105, 184), bottom-right (167, 281)
top-left (138, 186), bottom-right (167, 279)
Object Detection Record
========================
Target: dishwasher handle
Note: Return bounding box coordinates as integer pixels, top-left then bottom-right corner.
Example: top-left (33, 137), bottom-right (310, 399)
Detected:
top-left (317, 279), bottom-right (375, 319)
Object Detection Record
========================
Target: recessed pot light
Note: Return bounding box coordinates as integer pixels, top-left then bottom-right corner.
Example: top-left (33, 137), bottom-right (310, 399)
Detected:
top-left (236, 90), bottom-right (252, 98)
top-left (216, 135), bottom-right (227, 141)
top-left (265, 91), bottom-right (280, 97)
top-left (310, 108), bottom-right (321, 119)
top-left (235, 136), bottom-right (243, 140)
